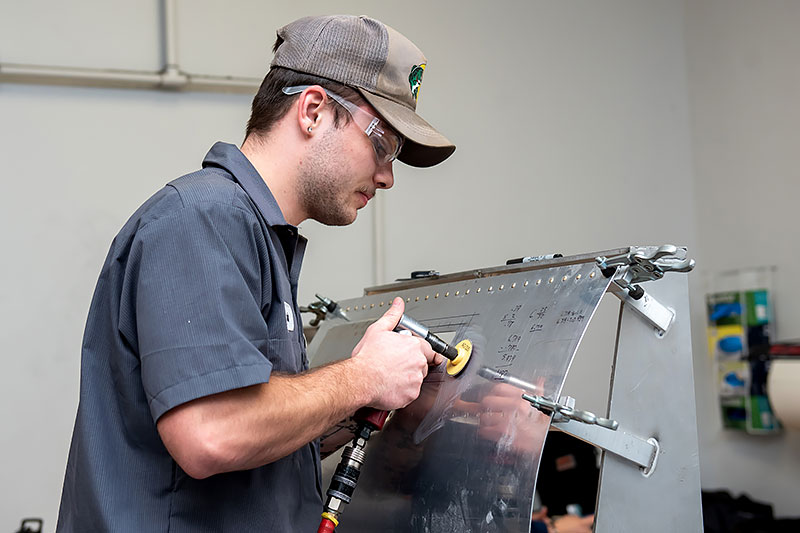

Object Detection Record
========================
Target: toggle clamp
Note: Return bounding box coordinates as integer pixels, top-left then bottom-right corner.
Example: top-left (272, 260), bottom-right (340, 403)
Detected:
top-left (301, 294), bottom-right (349, 327)
top-left (479, 366), bottom-right (659, 477)
top-left (596, 245), bottom-right (695, 335)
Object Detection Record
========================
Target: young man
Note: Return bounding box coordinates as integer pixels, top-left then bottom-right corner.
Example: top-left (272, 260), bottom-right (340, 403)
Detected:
top-left (57, 15), bottom-right (455, 532)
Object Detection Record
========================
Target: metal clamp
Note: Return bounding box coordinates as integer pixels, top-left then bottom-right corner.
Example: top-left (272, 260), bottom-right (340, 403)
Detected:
top-left (596, 245), bottom-right (695, 335)
top-left (536, 396), bottom-right (660, 474)
top-left (299, 294), bottom-right (349, 326)
top-left (522, 393), bottom-right (619, 431)
top-left (596, 244), bottom-right (695, 300)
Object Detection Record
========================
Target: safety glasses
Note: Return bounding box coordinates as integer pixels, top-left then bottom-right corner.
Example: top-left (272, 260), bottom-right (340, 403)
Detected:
top-left (282, 85), bottom-right (404, 164)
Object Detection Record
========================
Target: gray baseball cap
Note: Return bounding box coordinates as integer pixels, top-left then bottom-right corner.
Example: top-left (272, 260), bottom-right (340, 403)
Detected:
top-left (271, 15), bottom-right (456, 168)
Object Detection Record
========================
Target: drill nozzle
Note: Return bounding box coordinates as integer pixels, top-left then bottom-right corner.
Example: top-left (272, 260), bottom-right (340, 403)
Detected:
top-left (395, 314), bottom-right (459, 361)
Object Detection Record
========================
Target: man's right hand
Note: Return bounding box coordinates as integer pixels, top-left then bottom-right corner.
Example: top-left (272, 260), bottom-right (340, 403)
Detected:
top-left (350, 297), bottom-right (442, 411)
top-left (158, 296), bottom-right (442, 478)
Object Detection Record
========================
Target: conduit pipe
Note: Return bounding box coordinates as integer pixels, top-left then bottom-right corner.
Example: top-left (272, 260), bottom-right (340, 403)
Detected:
top-left (372, 194), bottom-right (387, 286)
top-left (0, 62), bottom-right (260, 92)
top-left (163, 0), bottom-right (180, 77)
top-left (0, 0), bottom-right (260, 94)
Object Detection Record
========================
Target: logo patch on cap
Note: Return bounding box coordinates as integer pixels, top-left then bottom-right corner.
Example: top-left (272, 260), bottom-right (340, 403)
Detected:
top-left (409, 64), bottom-right (426, 101)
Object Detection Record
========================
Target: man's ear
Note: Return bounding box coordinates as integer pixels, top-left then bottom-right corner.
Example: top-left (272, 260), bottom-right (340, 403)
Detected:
top-left (296, 86), bottom-right (328, 135)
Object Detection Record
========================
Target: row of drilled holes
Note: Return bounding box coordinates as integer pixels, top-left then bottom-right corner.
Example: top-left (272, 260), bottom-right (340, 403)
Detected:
top-left (344, 271), bottom-right (597, 312)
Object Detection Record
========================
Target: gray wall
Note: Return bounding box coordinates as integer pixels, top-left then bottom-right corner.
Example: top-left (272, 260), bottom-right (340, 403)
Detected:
top-left (686, 0), bottom-right (800, 516)
top-left (0, 0), bottom-right (795, 529)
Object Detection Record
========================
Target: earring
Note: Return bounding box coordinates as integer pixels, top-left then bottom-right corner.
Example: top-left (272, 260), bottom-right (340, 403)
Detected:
top-left (307, 126), bottom-right (313, 133)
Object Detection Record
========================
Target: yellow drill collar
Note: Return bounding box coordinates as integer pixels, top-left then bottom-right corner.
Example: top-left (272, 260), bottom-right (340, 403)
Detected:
top-left (446, 339), bottom-right (473, 377)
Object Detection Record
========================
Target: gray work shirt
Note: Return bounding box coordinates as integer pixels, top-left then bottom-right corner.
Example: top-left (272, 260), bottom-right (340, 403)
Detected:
top-left (57, 142), bottom-right (322, 532)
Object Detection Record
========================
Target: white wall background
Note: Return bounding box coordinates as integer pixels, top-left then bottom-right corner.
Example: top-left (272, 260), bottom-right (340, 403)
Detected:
top-left (0, 0), bottom-right (796, 529)
top-left (685, 0), bottom-right (800, 517)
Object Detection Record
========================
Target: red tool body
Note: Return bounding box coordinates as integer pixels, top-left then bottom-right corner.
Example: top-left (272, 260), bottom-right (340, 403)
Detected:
top-left (315, 407), bottom-right (388, 533)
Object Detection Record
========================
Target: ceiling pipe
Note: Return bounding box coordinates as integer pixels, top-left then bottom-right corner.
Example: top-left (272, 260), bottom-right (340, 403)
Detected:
top-left (0, 0), bottom-right (260, 94)
top-left (0, 62), bottom-right (260, 93)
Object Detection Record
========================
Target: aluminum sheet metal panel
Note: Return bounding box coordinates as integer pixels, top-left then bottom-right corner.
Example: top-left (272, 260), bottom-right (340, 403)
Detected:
top-left (309, 262), bottom-right (612, 532)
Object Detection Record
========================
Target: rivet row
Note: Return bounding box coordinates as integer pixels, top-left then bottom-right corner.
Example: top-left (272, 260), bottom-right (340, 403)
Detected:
top-left (343, 269), bottom-right (599, 312)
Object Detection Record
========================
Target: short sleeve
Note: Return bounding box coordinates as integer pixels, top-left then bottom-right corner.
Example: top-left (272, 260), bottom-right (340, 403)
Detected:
top-left (132, 201), bottom-right (272, 421)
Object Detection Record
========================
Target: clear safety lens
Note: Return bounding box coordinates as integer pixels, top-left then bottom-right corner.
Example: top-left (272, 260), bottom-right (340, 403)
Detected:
top-left (282, 85), bottom-right (403, 164)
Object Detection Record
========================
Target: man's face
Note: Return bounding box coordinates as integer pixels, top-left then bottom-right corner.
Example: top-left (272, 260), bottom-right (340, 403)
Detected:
top-left (297, 102), bottom-right (396, 226)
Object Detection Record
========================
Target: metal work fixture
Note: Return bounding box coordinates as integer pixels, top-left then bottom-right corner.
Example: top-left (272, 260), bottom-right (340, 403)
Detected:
top-left (308, 246), bottom-right (702, 532)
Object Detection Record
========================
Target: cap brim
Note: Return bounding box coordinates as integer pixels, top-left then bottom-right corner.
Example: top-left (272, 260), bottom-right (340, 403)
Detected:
top-left (356, 89), bottom-right (456, 168)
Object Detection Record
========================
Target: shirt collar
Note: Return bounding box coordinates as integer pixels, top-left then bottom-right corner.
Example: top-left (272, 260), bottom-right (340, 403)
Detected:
top-left (202, 141), bottom-right (294, 229)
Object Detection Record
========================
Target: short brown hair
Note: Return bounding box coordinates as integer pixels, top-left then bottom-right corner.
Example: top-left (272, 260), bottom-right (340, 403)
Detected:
top-left (245, 63), bottom-right (359, 141)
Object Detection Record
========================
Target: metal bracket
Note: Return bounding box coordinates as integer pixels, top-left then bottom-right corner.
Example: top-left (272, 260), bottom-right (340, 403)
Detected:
top-left (552, 417), bottom-right (659, 474)
top-left (522, 393), bottom-right (658, 473)
top-left (596, 245), bottom-right (695, 335)
top-left (606, 282), bottom-right (676, 335)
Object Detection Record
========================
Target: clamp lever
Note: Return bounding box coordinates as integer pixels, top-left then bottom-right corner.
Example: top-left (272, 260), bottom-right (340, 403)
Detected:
top-left (596, 244), bottom-right (695, 300)
top-left (300, 294), bottom-right (349, 326)
top-left (522, 394), bottom-right (619, 430)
